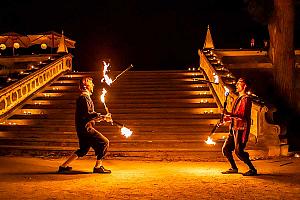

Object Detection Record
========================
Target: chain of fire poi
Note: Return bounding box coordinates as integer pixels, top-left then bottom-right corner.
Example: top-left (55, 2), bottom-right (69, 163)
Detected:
top-left (99, 61), bottom-right (133, 138)
top-left (205, 84), bottom-right (230, 145)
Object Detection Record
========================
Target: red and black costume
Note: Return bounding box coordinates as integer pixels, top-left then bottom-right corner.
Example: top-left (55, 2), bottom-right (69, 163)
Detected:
top-left (74, 92), bottom-right (109, 160)
top-left (222, 94), bottom-right (255, 171)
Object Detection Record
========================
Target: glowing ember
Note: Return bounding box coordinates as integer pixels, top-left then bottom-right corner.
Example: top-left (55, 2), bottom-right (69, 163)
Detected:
top-left (205, 137), bottom-right (216, 145)
top-left (121, 126), bottom-right (133, 138)
top-left (101, 61), bottom-right (113, 86)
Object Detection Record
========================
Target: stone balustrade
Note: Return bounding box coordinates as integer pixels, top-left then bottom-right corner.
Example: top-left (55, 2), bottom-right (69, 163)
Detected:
top-left (198, 49), bottom-right (283, 156)
top-left (0, 54), bottom-right (72, 118)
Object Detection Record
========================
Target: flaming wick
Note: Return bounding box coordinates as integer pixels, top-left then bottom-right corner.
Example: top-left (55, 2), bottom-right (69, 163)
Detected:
top-left (121, 126), bottom-right (133, 138)
top-left (205, 137), bottom-right (216, 145)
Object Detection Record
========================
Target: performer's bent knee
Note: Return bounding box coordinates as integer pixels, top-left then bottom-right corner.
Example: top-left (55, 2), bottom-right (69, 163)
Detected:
top-left (75, 149), bottom-right (89, 157)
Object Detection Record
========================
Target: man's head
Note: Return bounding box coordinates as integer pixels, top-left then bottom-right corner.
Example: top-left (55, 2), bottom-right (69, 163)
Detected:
top-left (79, 77), bottom-right (94, 93)
top-left (235, 77), bottom-right (251, 93)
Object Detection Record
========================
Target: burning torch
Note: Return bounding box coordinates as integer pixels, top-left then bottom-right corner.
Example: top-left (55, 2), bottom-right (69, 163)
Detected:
top-left (205, 86), bottom-right (230, 145)
top-left (101, 62), bottom-right (134, 86)
top-left (100, 61), bottom-right (133, 138)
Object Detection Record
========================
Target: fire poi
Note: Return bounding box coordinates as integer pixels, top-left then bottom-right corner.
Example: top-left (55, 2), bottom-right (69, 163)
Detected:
top-left (99, 61), bottom-right (133, 138)
top-left (205, 136), bottom-right (216, 145)
top-left (205, 86), bottom-right (230, 145)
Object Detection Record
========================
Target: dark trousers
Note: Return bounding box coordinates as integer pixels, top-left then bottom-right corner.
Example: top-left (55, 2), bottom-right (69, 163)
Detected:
top-left (222, 130), bottom-right (255, 170)
top-left (75, 126), bottom-right (109, 160)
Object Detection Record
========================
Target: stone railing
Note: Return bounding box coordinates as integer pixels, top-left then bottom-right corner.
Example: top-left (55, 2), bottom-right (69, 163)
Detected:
top-left (0, 54), bottom-right (72, 118)
top-left (199, 49), bottom-right (283, 156)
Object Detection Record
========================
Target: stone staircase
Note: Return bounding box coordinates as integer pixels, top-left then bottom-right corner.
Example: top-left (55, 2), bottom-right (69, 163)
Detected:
top-left (0, 70), bottom-right (239, 161)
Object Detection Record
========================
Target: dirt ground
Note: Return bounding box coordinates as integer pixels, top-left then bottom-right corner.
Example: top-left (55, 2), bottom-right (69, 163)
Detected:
top-left (0, 156), bottom-right (300, 200)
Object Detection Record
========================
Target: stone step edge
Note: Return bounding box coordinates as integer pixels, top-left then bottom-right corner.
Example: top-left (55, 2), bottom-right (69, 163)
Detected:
top-left (0, 145), bottom-right (222, 152)
top-left (0, 138), bottom-right (226, 143)
top-left (0, 144), bottom-right (266, 152)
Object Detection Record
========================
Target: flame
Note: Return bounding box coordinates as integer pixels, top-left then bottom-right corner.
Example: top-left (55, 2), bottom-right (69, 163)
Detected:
top-left (224, 86), bottom-right (230, 96)
top-left (100, 88), bottom-right (109, 113)
top-left (121, 126), bottom-right (133, 138)
top-left (102, 61), bottom-right (113, 86)
top-left (100, 88), bottom-right (107, 103)
top-left (205, 137), bottom-right (216, 145)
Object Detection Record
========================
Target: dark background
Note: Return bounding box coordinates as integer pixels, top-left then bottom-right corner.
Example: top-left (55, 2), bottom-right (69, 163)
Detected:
top-left (0, 0), bottom-right (299, 71)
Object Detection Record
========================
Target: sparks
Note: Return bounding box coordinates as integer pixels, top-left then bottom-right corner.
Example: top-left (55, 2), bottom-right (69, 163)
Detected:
top-left (121, 126), bottom-right (133, 138)
top-left (205, 137), bottom-right (216, 145)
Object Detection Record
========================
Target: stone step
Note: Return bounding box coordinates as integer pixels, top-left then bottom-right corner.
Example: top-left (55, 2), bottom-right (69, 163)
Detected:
top-left (60, 71), bottom-right (204, 79)
top-left (34, 92), bottom-right (212, 98)
top-left (10, 112), bottom-right (221, 120)
top-left (13, 109), bottom-right (220, 116)
top-left (0, 124), bottom-right (227, 132)
top-left (32, 95), bottom-right (213, 102)
top-left (2, 113), bottom-right (220, 123)
top-left (45, 87), bottom-right (210, 93)
top-left (0, 137), bottom-right (225, 149)
top-left (44, 88), bottom-right (211, 94)
top-left (56, 78), bottom-right (205, 85)
top-left (21, 102), bottom-right (218, 109)
top-left (58, 78), bottom-right (205, 84)
top-left (43, 89), bottom-right (212, 95)
top-left (4, 118), bottom-right (221, 126)
top-left (50, 81), bottom-right (208, 87)
top-left (26, 98), bottom-right (216, 105)
top-left (0, 131), bottom-right (227, 141)
top-left (0, 145), bottom-right (267, 161)
top-left (0, 131), bottom-right (228, 140)
top-left (3, 118), bottom-right (219, 128)
top-left (0, 144), bottom-right (225, 161)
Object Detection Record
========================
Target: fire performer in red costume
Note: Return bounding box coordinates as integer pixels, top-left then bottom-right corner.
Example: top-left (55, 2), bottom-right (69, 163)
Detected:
top-left (221, 78), bottom-right (257, 176)
top-left (58, 77), bottom-right (112, 174)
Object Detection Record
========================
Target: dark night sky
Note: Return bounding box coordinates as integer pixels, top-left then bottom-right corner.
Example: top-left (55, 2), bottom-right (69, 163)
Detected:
top-left (0, 0), bottom-right (299, 71)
